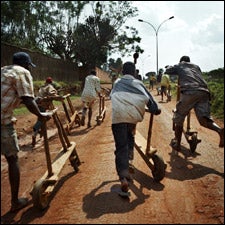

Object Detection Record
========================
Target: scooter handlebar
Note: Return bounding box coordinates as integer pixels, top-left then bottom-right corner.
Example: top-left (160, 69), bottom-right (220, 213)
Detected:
top-left (145, 107), bottom-right (161, 115)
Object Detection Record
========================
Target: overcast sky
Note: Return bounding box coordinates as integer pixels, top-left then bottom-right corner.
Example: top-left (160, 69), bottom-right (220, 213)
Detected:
top-left (112, 1), bottom-right (224, 75)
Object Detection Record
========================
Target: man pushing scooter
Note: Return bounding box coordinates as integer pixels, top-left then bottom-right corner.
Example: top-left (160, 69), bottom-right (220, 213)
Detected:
top-left (165, 55), bottom-right (224, 152)
top-left (110, 61), bottom-right (161, 195)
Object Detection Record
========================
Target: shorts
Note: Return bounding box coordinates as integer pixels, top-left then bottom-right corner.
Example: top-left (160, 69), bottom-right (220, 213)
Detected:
top-left (1, 123), bottom-right (20, 157)
top-left (173, 91), bottom-right (210, 126)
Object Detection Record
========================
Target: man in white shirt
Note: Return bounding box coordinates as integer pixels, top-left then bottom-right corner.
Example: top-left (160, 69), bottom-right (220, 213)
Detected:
top-left (81, 70), bottom-right (101, 128)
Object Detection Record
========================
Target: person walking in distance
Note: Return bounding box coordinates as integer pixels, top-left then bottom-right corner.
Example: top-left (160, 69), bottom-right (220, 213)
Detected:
top-left (156, 68), bottom-right (163, 95)
top-left (160, 71), bottom-right (171, 102)
top-left (149, 72), bottom-right (156, 90)
top-left (80, 70), bottom-right (102, 128)
top-left (165, 55), bottom-right (224, 151)
top-left (1, 52), bottom-right (52, 212)
top-left (110, 61), bottom-right (161, 193)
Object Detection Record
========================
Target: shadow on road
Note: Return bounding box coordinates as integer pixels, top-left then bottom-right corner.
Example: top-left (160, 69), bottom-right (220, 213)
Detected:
top-left (1, 170), bottom-right (78, 224)
top-left (82, 168), bottom-right (165, 219)
top-left (166, 148), bottom-right (224, 181)
top-left (69, 124), bottom-right (98, 136)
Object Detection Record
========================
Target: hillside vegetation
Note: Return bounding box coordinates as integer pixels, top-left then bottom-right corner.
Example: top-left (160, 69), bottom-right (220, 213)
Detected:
top-left (203, 68), bottom-right (224, 120)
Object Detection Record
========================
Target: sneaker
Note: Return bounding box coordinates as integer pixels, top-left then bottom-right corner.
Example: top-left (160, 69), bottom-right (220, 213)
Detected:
top-left (80, 116), bottom-right (85, 126)
top-left (10, 198), bottom-right (29, 212)
top-left (120, 178), bottom-right (129, 193)
top-left (219, 128), bottom-right (224, 147)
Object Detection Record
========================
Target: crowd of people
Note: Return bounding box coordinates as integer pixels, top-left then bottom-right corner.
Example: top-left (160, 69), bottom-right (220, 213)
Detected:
top-left (1, 52), bottom-right (224, 212)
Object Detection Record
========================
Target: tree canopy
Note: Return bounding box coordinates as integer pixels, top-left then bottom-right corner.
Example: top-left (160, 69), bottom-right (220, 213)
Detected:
top-left (1, 1), bottom-right (143, 71)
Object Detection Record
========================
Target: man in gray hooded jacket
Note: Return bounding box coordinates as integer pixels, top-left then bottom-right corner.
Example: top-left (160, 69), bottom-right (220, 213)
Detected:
top-left (110, 61), bottom-right (161, 193)
top-left (165, 55), bottom-right (224, 151)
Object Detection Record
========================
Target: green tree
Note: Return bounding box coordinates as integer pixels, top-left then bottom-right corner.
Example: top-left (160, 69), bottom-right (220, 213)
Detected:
top-left (108, 58), bottom-right (123, 74)
top-left (1, 1), bottom-right (42, 50)
top-left (1, 1), bottom-right (143, 73)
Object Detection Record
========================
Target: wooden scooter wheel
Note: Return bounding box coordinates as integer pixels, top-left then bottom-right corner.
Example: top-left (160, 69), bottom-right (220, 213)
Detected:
top-left (96, 116), bottom-right (101, 125)
top-left (151, 154), bottom-right (167, 182)
top-left (32, 179), bottom-right (54, 210)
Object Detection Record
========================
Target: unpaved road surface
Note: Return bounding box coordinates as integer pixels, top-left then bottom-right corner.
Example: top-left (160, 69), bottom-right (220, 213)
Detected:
top-left (1, 87), bottom-right (224, 224)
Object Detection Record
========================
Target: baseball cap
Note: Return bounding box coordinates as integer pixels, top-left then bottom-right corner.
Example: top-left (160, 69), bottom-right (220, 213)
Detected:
top-left (13, 52), bottom-right (36, 67)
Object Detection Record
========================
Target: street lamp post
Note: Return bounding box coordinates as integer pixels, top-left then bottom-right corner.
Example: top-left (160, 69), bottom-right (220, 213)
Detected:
top-left (138, 16), bottom-right (174, 76)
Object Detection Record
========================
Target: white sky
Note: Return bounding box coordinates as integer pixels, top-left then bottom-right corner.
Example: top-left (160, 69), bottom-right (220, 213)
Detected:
top-left (112, 1), bottom-right (224, 75)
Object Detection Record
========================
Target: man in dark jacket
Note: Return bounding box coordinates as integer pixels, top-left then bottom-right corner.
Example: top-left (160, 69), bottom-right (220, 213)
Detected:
top-left (165, 55), bottom-right (224, 151)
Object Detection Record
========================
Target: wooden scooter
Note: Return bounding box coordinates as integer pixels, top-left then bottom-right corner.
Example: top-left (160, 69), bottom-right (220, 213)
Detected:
top-left (61, 94), bottom-right (81, 134)
top-left (131, 54), bottom-right (166, 183)
top-left (119, 110), bottom-right (167, 198)
top-left (172, 84), bottom-right (201, 153)
top-left (96, 94), bottom-right (106, 125)
top-left (134, 110), bottom-right (167, 182)
top-left (30, 98), bottom-right (81, 210)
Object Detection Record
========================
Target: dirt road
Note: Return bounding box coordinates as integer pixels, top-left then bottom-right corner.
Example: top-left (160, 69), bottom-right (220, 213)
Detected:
top-left (1, 89), bottom-right (224, 224)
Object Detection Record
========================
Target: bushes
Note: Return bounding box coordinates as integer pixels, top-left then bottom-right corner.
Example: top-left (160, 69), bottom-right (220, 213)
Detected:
top-left (204, 68), bottom-right (224, 121)
top-left (208, 81), bottom-right (224, 120)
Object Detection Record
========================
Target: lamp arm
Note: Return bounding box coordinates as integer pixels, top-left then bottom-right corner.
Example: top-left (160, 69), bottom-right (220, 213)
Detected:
top-left (145, 21), bottom-right (157, 34)
top-left (156, 17), bottom-right (174, 34)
